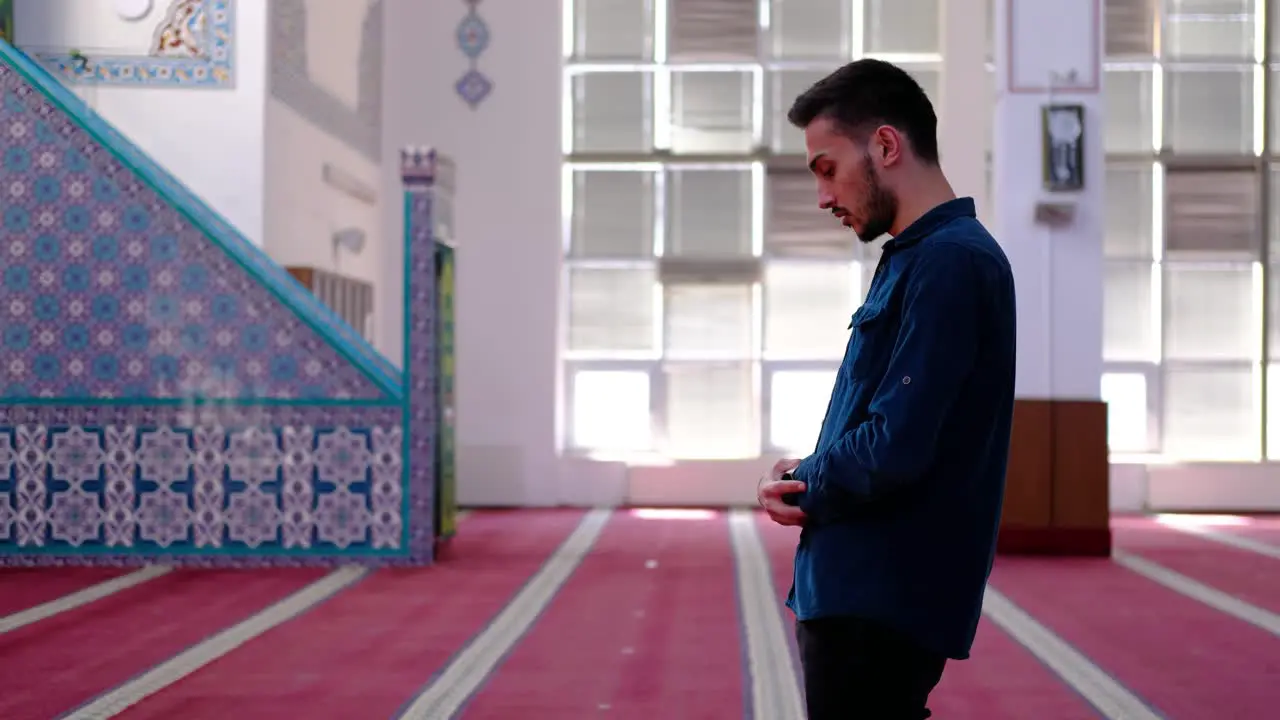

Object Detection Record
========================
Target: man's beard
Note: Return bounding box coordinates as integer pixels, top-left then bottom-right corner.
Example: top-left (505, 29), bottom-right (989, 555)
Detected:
top-left (856, 155), bottom-right (897, 243)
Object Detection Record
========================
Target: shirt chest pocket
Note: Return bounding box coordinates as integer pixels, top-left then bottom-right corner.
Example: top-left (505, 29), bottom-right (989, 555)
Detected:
top-left (845, 303), bottom-right (893, 382)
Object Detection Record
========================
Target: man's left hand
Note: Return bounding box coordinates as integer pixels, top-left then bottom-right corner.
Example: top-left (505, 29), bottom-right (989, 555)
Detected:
top-left (759, 458), bottom-right (806, 526)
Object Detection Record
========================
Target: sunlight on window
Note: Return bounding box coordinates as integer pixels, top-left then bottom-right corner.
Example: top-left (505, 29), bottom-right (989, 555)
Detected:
top-left (572, 370), bottom-right (651, 451)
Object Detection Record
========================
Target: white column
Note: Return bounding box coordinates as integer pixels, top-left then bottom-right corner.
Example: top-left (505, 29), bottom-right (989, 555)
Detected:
top-left (991, 0), bottom-right (1105, 400)
top-left (938, 0), bottom-right (990, 222)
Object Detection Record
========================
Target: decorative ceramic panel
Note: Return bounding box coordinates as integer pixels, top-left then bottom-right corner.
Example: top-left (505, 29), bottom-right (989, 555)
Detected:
top-left (0, 41), bottom-right (441, 567)
top-left (0, 42), bottom-right (399, 403)
top-left (0, 404), bottom-right (417, 565)
top-left (33, 0), bottom-right (236, 88)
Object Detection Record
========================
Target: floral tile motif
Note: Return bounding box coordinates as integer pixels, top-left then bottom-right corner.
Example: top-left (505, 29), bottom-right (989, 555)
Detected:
top-left (34, 0), bottom-right (236, 88)
top-left (0, 58), bottom-right (392, 402)
top-left (0, 404), bottom-right (418, 564)
top-left (455, 0), bottom-right (492, 109)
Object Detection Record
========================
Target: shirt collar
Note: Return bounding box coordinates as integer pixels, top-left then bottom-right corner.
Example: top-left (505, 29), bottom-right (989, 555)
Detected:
top-left (882, 197), bottom-right (976, 253)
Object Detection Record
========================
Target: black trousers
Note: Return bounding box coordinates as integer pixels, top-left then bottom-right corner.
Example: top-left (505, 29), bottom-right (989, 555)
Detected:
top-left (795, 616), bottom-right (947, 720)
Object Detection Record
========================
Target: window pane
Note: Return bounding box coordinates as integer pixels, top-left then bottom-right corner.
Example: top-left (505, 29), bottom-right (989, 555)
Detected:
top-left (572, 371), bottom-right (651, 450)
top-left (665, 168), bottom-right (753, 257)
top-left (567, 267), bottom-right (657, 352)
top-left (1101, 372), bottom-right (1151, 452)
top-left (769, 70), bottom-right (826, 155)
top-left (1106, 0), bottom-right (1156, 56)
top-left (571, 72), bottom-right (653, 154)
top-left (664, 283), bottom-right (755, 358)
top-left (570, 170), bottom-right (656, 258)
top-left (1104, 163), bottom-right (1154, 259)
top-left (863, 0), bottom-right (940, 54)
top-left (1163, 366), bottom-right (1258, 460)
top-left (1163, 264), bottom-right (1258, 361)
top-left (770, 369), bottom-right (837, 454)
top-left (768, 0), bottom-right (850, 59)
top-left (764, 261), bottom-right (857, 359)
top-left (1164, 168), bottom-right (1259, 258)
top-left (665, 362), bottom-right (757, 458)
top-left (1266, 266), bottom-right (1280, 358)
top-left (1166, 67), bottom-right (1253, 155)
top-left (1266, 363), bottom-right (1280, 458)
top-left (670, 70), bottom-right (755, 155)
top-left (1104, 262), bottom-right (1157, 361)
top-left (905, 66), bottom-right (940, 105)
top-left (668, 0), bottom-right (758, 60)
top-left (1103, 69), bottom-right (1154, 153)
top-left (766, 168), bottom-right (853, 259)
top-left (1271, 165), bottom-right (1280, 256)
top-left (1164, 2), bottom-right (1255, 59)
top-left (572, 0), bottom-right (654, 60)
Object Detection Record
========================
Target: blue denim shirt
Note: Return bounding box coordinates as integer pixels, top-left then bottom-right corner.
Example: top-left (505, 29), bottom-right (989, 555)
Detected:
top-left (785, 197), bottom-right (1017, 660)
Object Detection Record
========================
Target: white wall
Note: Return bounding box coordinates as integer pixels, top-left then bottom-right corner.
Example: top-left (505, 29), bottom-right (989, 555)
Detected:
top-left (263, 0), bottom-right (382, 296)
top-left (383, 0), bottom-right (562, 506)
top-left (13, 0), bottom-right (269, 245)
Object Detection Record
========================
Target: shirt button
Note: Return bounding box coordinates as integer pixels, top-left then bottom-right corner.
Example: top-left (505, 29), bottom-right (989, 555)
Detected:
top-left (902, 376), bottom-right (911, 385)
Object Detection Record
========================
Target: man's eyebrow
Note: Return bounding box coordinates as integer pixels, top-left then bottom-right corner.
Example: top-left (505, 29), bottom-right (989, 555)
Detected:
top-left (807, 151), bottom-right (828, 172)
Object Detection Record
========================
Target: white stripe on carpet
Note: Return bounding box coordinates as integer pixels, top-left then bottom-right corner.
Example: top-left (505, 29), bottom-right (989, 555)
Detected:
top-left (61, 565), bottom-right (368, 719)
top-left (1114, 550), bottom-right (1280, 637)
top-left (1160, 521), bottom-right (1280, 561)
top-left (982, 587), bottom-right (1162, 720)
top-left (395, 508), bottom-right (613, 720)
top-left (0, 565), bottom-right (171, 636)
top-left (729, 509), bottom-right (806, 720)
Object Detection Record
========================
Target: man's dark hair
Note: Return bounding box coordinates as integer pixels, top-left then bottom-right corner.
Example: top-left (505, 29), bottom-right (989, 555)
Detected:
top-left (787, 59), bottom-right (939, 165)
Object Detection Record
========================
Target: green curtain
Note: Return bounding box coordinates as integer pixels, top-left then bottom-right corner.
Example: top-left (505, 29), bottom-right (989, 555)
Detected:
top-left (0, 0), bottom-right (13, 44)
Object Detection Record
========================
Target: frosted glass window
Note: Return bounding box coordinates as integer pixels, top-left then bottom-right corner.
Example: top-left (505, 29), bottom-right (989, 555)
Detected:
top-left (764, 261), bottom-right (857, 359)
top-left (1101, 372), bottom-right (1151, 453)
top-left (572, 371), bottom-right (652, 450)
top-left (1163, 366), bottom-right (1258, 460)
top-left (570, 72), bottom-right (653, 154)
top-left (569, 170), bottom-right (655, 258)
top-left (665, 169), bottom-right (754, 258)
top-left (665, 363), bottom-right (757, 458)
top-left (1104, 262), bottom-right (1157, 362)
top-left (1166, 68), bottom-right (1254, 155)
top-left (770, 370), bottom-right (837, 454)
top-left (567, 267), bottom-right (657, 352)
top-left (664, 284), bottom-right (755, 358)
top-left (768, 0), bottom-right (850, 59)
top-left (571, 0), bottom-right (654, 60)
top-left (1103, 69), bottom-right (1155, 154)
top-left (670, 71), bottom-right (755, 155)
top-left (1163, 264), bottom-right (1258, 361)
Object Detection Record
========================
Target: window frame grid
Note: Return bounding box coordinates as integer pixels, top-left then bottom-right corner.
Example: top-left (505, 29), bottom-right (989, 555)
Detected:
top-left (1103, 1), bottom-right (1276, 460)
top-left (561, 0), bottom-right (937, 458)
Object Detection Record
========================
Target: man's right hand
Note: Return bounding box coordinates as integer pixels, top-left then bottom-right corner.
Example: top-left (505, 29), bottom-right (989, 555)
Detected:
top-left (758, 459), bottom-right (807, 527)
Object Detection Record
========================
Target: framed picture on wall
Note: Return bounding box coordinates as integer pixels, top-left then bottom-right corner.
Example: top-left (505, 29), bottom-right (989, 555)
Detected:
top-left (1041, 103), bottom-right (1085, 192)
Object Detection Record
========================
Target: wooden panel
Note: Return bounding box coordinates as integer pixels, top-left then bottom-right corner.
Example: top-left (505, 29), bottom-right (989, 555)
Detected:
top-left (1001, 399), bottom-right (1053, 528)
top-left (1051, 400), bottom-right (1110, 530)
top-left (286, 266), bottom-right (315, 290)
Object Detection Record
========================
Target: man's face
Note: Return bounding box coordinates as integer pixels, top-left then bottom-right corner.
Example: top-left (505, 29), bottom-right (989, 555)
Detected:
top-left (803, 116), bottom-right (898, 243)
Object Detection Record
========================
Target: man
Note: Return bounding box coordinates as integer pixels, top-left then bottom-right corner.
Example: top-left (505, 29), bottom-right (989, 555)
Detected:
top-left (756, 59), bottom-right (1017, 719)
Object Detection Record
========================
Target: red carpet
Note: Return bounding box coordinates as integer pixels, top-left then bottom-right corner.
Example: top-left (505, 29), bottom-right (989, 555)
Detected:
top-left (1113, 517), bottom-right (1280, 613)
top-left (114, 509), bottom-right (587, 720)
top-left (991, 556), bottom-right (1280, 718)
top-left (459, 509), bottom-right (745, 719)
top-left (2, 510), bottom-right (1276, 718)
top-left (0, 567), bottom-right (329, 719)
top-left (752, 512), bottom-right (1100, 719)
top-left (0, 566), bottom-right (131, 616)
